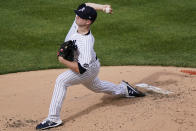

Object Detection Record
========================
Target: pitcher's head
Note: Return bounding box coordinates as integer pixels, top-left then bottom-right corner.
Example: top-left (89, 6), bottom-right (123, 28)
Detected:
top-left (74, 6), bottom-right (97, 25)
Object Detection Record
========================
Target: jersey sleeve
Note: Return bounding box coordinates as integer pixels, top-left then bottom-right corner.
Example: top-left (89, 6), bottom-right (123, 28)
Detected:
top-left (64, 20), bottom-right (78, 42)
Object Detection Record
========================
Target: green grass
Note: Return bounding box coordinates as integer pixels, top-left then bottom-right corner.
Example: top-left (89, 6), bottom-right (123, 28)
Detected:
top-left (0, 0), bottom-right (196, 74)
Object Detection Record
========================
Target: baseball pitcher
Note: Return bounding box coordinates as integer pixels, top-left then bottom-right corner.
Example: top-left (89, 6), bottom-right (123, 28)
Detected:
top-left (36, 3), bottom-right (145, 130)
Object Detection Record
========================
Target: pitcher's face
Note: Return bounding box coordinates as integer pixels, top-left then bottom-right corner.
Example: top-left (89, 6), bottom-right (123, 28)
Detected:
top-left (75, 15), bottom-right (91, 26)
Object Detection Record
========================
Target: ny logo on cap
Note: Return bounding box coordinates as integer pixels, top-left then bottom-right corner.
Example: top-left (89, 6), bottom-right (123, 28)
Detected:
top-left (78, 7), bottom-right (85, 12)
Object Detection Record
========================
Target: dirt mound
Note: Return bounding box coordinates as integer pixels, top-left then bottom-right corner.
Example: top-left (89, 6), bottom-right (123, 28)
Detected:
top-left (0, 66), bottom-right (196, 131)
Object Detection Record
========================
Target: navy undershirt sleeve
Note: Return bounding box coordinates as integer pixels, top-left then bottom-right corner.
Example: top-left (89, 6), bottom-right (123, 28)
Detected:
top-left (78, 62), bottom-right (87, 74)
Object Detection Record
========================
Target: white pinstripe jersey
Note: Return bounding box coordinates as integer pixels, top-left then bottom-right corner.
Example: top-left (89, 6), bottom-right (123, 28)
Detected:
top-left (64, 19), bottom-right (97, 69)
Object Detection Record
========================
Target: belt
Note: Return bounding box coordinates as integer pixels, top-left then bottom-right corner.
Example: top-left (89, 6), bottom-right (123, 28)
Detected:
top-left (96, 56), bottom-right (97, 60)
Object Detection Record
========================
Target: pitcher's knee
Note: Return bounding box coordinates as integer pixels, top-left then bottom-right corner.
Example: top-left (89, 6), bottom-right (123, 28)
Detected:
top-left (55, 75), bottom-right (69, 88)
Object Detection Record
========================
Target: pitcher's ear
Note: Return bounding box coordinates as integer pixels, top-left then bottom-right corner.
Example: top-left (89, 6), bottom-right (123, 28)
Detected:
top-left (86, 20), bottom-right (92, 25)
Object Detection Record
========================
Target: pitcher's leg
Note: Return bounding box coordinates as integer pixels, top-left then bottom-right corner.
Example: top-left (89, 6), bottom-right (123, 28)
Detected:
top-left (48, 79), bottom-right (68, 122)
top-left (83, 77), bottom-right (127, 96)
top-left (48, 70), bottom-right (82, 122)
top-left (83, 78), bottom-right (145, 97)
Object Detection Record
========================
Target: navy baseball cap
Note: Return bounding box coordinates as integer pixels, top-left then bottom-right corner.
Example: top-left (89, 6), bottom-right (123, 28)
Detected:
top-left (74, 6), bottom-right (97, 22)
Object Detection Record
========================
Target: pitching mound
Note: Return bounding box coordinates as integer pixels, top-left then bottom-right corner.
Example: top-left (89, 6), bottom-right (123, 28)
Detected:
top-left (0, 66), bottom-right (196, 131)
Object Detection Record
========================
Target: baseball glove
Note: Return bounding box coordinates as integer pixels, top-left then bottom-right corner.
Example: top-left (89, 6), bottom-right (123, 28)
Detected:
top-left (57, 40), bottom-right (77, 61)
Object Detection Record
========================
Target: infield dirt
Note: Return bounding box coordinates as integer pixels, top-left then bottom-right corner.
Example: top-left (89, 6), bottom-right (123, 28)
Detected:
top-left (0, 66), bottom-right (196, 131)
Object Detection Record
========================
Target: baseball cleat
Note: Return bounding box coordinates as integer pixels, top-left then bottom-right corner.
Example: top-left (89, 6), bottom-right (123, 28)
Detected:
top-left (36, 119), bottom-right (62, 130)
top-left (122, 80), bottom-right (145, 97)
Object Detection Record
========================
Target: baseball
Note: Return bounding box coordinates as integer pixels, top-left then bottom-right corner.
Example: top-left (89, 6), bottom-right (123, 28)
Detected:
top-left (105, 7), bottom-right (111, 13)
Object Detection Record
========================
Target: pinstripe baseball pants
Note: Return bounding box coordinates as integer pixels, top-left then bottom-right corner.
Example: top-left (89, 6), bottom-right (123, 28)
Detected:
top-left (47, 60), bottom-right (126, 122)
